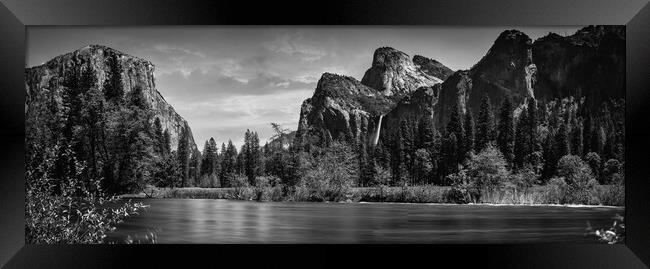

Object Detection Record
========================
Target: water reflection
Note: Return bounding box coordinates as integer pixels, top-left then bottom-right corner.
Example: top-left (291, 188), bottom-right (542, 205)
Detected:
top-left (106, 199), bottom-right (624, 244)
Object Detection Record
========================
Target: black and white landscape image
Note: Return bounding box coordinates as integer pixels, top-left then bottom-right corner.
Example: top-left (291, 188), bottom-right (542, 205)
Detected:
top-left (25, 26), bottom-right (625, 244)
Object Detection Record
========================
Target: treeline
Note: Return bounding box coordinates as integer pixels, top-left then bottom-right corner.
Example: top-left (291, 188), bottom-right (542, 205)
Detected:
top-left (370, 95), bottom-right (625, 187)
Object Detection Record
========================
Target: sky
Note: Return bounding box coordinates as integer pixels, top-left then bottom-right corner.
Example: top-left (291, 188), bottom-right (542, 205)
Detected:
top-left (27, 26), bottom-right (582, 150)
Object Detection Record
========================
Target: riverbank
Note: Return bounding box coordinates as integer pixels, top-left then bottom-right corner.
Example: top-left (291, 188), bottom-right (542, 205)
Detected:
top-left (121, 184), bottom-right (624, 206)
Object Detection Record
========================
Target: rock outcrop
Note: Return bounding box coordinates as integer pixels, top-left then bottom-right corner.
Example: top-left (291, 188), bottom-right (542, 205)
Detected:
top-left (296, 48), bottom-right (453, 147)
top-left (380, 85), bottom-right (440, 139)
top-left (361, 47), bottom-right (444, 96)
top-left (298, 25), bottom-right (624, 149)
top-left (412, 55), bottom-right (455, 81)
top-left (25, 45), bottom-right (197, 151)
top-left (532, 25), bottom-right (625, 110)
top-left (295, 73), bottom-right (395, 147)
top-left (433, 29), bottom-right (537, 127)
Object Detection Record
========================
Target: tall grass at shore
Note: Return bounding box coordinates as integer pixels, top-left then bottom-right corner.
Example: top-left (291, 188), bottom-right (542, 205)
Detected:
top-left (134, 184), bottom-right (623, 206)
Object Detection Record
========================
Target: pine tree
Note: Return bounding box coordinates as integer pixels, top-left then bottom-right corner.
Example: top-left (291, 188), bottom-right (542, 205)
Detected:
top-left (446, 102), bottom-right (465, 164)
top-left (153, 118), bottom-right (164, 156)
top-left (476, 94), bottom-right (495, 152)
top-left (236, 145), bottom-right (245, 176)
top-left (177, 126), bottom-right (191, 188)
top-left (162, 129), bottom-right (171, 156)
top-left (446, 102), bottom-right (464, 144)
top-left (374, 139), bottom-right (390, 169)
top-left (200, 138), bottom-right (219, 177)
top-left (582, 115), bottom-right (593, 155)
top-left (430, 130), bottom-right (443, 184)
top-left (590, 123), bottom-right (605, 155)
top-left (514, 110), bottom-right (530, 169)
top-left (554, 121), bottom-right (570, 159)
top-left (443, 132), bottom-right (459, 179)
top-left (189, 148), bottom-right (202, 186)
top-left (526, 98), bottom-right (539, 152)
top-left (413, 149), bottom-right (432, 185)
top-left (201, 140), bottom-right (211, 175)
top-left (570, 118), bottom-right (583, 157)
top-left (358, 140), bottom-right (370, 187)
top-left (400, 119), bottom-right (415, 179)
top-left (542, 132), bottom-right (556, 180)
top-left (390, 130), bottom-right (405, 186)
top-left (219, 140), bottom-right (238, 187)
top-left (103, 54), bottom-right (124, 103)
top-left (463, 110), bottom-right (475, 158)
top-left (244, 131), bottom-right (261, 185)
top-left (416, 117), bottom-right (435, 149)
top-left (497, 97), bottom-right (515, 165)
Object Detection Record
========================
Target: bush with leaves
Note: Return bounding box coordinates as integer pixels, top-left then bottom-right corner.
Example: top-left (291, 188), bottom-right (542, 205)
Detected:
top-left (25, 145), bottom-right (146, 244)
top-left (445, 144), bottom-right (510, 203)
top-left (602, 159), bottom-right (622, 184)
top-left (584, 152), bottom-right (602, 182)
top-left (465, 144), bottom-right (510, 191)
top-left (445, 169), bottom-right (475, 203)
top-left (152, 152), bottom-right (181, 188)
top-left (556, 155), bottom-right (599, 204)
top-left (544, 177), bottom-right (570, 204)
top-left (507, 166), bottom-right (538, 196)
top-left (297, 142), bottom-right (358, 201)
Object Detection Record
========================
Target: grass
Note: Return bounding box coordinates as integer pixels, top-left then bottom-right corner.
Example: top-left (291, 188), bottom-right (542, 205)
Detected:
top-left (125, 184), bottom-right (623, 206)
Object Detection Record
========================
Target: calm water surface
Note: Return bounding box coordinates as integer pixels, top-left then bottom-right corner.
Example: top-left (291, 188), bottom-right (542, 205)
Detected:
top-left (107, 199), bottom-right (623, 243)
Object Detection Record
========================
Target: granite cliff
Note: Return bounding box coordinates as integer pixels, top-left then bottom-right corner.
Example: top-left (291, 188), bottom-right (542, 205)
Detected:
top-left (25, 45), bottom-right (197, 151)
top-left (295, 25), bottom-right (624, 148)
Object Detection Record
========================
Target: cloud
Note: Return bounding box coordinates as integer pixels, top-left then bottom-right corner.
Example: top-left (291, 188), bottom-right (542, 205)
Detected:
top-left (156, 67), bottom-right (316, 102)
top-left (262, 31), bottom-right (328, 62)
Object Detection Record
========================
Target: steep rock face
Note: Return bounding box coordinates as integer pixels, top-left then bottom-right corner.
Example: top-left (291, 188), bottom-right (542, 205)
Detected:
top-left (380, 85), bottom-right (440, 140)
top-left (431, 30), bottom-right (536, 127)
top-left (295, 73), bottom-right (395, 146)
top-left (295, 26), bottom-right (625, 148)
top-left (412, 55), bottom-right (455, 81)
top-left (361, 47), bottom-right (444, 96)
top-left (25, 45), bottom-right (197, 151)
top-left (434, 71), bottom-right (474, 128)
top-left (532, 25), bottom-right (625, 109)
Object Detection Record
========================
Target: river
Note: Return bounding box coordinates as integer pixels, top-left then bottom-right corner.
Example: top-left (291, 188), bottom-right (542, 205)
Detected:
top-left (106, 199), bottom-right (623, 243)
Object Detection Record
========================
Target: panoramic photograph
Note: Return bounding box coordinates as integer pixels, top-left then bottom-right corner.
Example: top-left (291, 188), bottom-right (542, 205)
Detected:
top-left (25, 26), bottom-right (625, 244)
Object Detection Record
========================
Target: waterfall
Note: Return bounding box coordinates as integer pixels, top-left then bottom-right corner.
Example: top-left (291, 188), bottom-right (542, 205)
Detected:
top-left (372, 114), bottom-right (384, 146)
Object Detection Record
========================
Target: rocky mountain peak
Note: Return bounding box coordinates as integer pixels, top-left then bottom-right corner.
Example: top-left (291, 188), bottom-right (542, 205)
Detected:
top-left (472, 29), bottom-right (533, 75)
top-left (370, 47), bottom-right (411, 67)
top-left (412, 55), bottom-right (455, 80)
top-left (25, 45), bottom-right (197, 152)
top-left (361, 47), bottom-right (444, 96)
top-left (531, 25), bottom-right (625, 109)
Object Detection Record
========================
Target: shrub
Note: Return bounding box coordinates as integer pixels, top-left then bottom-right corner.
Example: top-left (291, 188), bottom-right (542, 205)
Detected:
top-left (556, 155), bottom-right (599, 204)
top-left (196, 173), bottom-right (219, 188)
top-left (445, 170), bottom-right (476, 203)
top-left (293, 142), bottom-right (358, 201)
top-left (371, 166), bottom-right (391, 186)
top-left (445, 144), bottom-right (509, 203)
top-left (25, 145), bottom-right (147, 244)
top-left (544, 177), bottom-right (569, 204)
top-left (584, 152), bottom-right (602, 182)
top-left (465, 144), bottom-right (510, 191)
top-left (596, 184), bottom-right (625, 206)
top-left (602, 159), bottom-right (622, 184)
top-left (444, 186), bottom-right (472, 204)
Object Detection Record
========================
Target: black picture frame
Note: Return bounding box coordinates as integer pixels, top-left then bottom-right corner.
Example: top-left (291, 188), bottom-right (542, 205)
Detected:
top-left (1, 0), bottom-right (649, 268)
